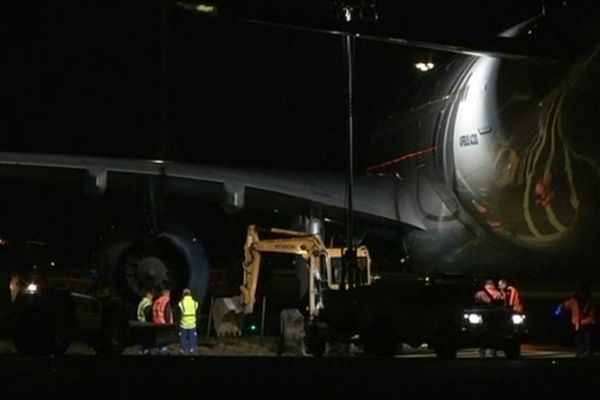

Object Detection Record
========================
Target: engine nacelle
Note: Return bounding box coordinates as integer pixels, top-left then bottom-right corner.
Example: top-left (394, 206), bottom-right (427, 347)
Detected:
top-left (94, 221), bottom-right (210, 307)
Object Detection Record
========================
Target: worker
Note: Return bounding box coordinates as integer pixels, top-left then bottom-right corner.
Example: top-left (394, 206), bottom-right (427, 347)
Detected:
top-left (152, 287), bottom-right (173, 355)
top-left (474, 279), bottom-right (503, 306)
top-left (136, 289), bottom-right (154, 354)
top-left (178, 288), bottom-right (199, 355)
top-left (474, 279), bottom-right (503, 357)
top-left (498, 278), bottom-right (524, 313)
top-left (9, 272), bottom-right (22, 303)
top-left (137, 289), bottom-right (154, 354)
top-left (137, 289), bottom-right (154, 322)
top-left (559, 285), bottom-right (597, 358)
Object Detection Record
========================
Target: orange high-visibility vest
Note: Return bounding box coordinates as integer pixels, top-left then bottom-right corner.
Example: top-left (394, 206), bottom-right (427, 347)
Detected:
top-left (153, 294), bottom-right (173, 324)
top-left (506, 286), bottom-right (524, 313)
top-left (564, 297), bottom-right (596, 331)
top-left (475, 283), bottom-right (503, 305)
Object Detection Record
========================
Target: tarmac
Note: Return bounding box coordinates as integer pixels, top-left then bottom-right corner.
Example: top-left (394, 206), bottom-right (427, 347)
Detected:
top-left (0, 338), bottom-right (597, 398)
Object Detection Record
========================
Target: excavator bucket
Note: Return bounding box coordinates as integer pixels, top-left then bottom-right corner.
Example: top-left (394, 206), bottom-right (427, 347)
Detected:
top-left (212, 296), bottom-right (245, 336)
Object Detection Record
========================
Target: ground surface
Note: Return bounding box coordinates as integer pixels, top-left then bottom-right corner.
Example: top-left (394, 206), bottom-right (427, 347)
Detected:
top-left (0, 336), bottom-right (578, 358)
top-left (0, 336), bottom-right (280, 356)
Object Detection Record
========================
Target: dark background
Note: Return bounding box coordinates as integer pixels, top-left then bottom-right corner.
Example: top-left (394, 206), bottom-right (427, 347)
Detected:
top-left (0, 0), bottom-right (547, 172)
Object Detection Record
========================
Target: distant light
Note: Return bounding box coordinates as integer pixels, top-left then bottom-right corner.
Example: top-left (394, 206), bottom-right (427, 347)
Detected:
top-left (150, 159), bottom-right (166, 164)
top-left (249, 324), bottom-right (258, 332)
top-left (344, 8), bottom-right (352, 22)
top-left (192, 237), bottom-right (197, 243)
top-left (196, 4), bottom-right (216, 14)
top-left (512, 314), bottom-right (526, 325)
top-left (415, 62), bottom-right (435, 72)
top-left (0, 237), bottom-right (7, 246)
top-left (50, 261), bottom-right (55, 267)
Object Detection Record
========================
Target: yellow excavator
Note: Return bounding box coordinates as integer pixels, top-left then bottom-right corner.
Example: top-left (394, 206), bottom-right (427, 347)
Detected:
top-left (211, 224), bottom-right (372, 354)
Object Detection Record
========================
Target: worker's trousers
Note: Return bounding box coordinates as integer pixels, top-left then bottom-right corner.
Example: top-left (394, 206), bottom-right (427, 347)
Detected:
top-left (179, 327), bottom-right (197, 354)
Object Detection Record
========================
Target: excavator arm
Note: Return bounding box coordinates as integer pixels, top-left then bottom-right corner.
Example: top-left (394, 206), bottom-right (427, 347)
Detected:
top-left (211, 224), bottom-right (329, 336)
top-left (240, 224), bottom-right (328, 314)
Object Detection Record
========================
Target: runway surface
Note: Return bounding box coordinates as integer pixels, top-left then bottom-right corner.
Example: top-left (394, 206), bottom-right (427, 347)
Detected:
top-left (0, 341), bottom-right (597, 398)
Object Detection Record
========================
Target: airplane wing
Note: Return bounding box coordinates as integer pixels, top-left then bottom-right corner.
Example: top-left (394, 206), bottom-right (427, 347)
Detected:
top-left (0, 152), bottom-right (428, 230)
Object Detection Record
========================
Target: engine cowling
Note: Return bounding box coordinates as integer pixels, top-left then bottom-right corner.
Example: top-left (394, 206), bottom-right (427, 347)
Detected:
top-left (95, 221), bottom-right (210, 307)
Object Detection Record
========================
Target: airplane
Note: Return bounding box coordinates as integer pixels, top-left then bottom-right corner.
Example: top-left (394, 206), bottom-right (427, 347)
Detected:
top-left (180, 0), bottom-right (600, 279)
top-left (0, 0), bottom-right (599, 318)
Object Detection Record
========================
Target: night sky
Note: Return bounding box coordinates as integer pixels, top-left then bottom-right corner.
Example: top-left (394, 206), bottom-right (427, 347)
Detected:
top-left (0, 0), bottom-right (547, 172)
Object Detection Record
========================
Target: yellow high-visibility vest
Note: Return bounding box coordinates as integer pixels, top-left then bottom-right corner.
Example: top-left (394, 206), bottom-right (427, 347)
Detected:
top-left (178, 295), bottom-right (198, 329)
top-left (137, 297), bottom-right (153, 322)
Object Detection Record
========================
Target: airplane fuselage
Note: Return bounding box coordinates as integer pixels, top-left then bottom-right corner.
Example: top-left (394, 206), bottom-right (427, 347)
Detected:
top-left (367, 10), bottom-right (600, 274)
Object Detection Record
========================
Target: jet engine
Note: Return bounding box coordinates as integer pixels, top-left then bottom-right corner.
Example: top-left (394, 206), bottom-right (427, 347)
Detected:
top-left (95, 221), bottom-right (210, 307)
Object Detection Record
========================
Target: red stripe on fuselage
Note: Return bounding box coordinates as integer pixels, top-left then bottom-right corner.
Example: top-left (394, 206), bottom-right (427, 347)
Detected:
top-left (367, 146), bottom-right (438, 173)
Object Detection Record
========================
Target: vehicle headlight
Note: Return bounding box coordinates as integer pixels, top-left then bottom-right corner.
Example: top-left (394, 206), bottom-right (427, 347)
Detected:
top-left (512, 314), bottom-right (526, 325)
top-left (24, 283), bottom-right (39, 294)
top-left (464, 313), bottom-right (483, 324)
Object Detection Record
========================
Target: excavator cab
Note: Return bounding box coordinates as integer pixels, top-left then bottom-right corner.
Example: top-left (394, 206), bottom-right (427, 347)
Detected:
top-left (326, 246), bottom-right (372, 290)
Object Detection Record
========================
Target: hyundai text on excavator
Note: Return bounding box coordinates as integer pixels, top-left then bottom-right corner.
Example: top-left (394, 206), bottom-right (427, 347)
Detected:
top-left (211, 224), bottom-right (373, 356)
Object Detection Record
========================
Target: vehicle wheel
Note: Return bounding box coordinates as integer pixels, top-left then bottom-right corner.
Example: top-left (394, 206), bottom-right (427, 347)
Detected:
top-left (12, 290), bottom-right (75, 356)
top-left (49, 288), bottom-right (76, 354)
top-left (306, 319), bottom-right (328, 357)
top-left (505, 341), bottom-right (521, 359)
top-left (361, 314), bottom-right (396, 357)
top-left (363, 333), bottom-right (396, 356)
top-left (434, 322), bottom-right (458, 359)
top-left (434, 340), bottom-right (457, 359)
top-left (307, 338), bottom-right (326, 357)
top-left (93, 297), bottom-right (129, 355)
